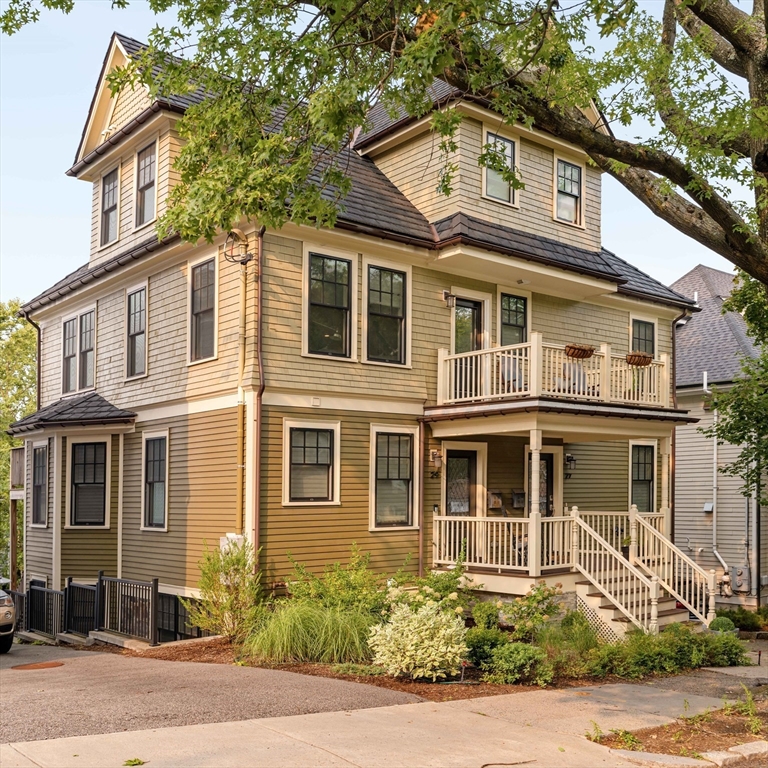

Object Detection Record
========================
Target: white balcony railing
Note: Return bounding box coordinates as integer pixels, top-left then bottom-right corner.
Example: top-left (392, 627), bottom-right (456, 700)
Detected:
top-left (437, 332), bottom-right (670, 408)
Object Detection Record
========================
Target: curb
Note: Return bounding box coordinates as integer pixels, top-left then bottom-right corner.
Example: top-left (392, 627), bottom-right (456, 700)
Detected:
top-left (610, 741), bottom-right (768, 767)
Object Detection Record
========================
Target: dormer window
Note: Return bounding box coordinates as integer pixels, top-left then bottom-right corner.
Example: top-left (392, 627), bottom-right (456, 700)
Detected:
top-left (136, 143), bottom-right (156, 228)
top-left (556, 160), bottom-right (582, 225)
top-left (100, 168), bottom-right (119, 246)
top-left (484, 132), bottom-right (516, 204)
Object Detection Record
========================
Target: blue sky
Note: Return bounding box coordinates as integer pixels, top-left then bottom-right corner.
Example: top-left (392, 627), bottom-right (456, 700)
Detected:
top-left (0, 1), bottom-right (734, 303)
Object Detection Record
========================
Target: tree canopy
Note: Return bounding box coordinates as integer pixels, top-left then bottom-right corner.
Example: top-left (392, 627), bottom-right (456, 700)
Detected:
top-left (2, 0), bottom-right (767, 286)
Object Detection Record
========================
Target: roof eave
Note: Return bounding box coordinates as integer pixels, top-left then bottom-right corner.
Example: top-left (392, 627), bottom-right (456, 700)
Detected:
top-left (8, 416), bottom-right (136, 437)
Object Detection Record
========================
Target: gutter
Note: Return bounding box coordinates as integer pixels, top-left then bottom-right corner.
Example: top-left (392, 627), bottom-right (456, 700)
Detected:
top-left (253, 226), bottom-right (267, 559)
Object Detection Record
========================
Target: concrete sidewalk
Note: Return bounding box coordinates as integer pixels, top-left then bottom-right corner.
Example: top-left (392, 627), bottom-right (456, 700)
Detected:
top-left (1, 683), bottom-right (726, 768)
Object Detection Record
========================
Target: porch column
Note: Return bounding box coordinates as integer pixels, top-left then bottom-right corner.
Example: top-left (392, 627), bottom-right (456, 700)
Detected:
top-left (660, 437), bottom-right (671, 536)
top-left (528, 429), bottom-right (542, 577)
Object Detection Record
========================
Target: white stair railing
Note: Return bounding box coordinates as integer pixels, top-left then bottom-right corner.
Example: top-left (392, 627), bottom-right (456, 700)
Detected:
top-left (632, 507), bottom-right (716, 625)
top-left (571, 507), bottom-right (660, 634)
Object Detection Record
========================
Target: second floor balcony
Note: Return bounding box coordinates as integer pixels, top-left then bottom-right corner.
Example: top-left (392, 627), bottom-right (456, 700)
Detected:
top-left (436, 332), bottom-right (670, 408)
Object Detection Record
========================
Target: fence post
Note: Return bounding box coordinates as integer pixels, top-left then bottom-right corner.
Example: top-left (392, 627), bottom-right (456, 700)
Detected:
top-left (570, 506), bottom-right (579, 572)
top-left (63, 577), bottom-right (72, 634)
top-left (629, 504), bottom-right (638, 565)
top-left (649, 576), bottom-right (660, 635)
top-left (600, 343), bottom-right (611, 402)
top-left (94, 570), bottom-right (104, 632)
top-left (707, 570), bottom-right (717, 625)
top-left (150, 578), bottom-right (160, 646)
top-left (437, 349), bottom-right (448, 405)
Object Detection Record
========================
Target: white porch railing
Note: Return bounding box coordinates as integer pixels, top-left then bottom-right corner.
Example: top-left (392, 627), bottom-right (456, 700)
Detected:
top-left (579, 512), bottom-right (630, 552)
top-left (573, 514), bottom-right (660, 634)
top-left (437, 332), bottom-right (670, 408)
top-left (633, 509), bottom-right (716, 625)
top-left (433, 516), bottom-right (530, 570)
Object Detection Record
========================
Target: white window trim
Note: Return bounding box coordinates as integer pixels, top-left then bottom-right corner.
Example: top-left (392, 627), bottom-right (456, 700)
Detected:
top-left (523, 445), bottom-right (564, 517)
top-left (552, 154), bottom-right (586, 229)
top-left (132, 137), bottom-right (159, 233)
top-left (140, 429), bottom-right (169, 532)
top-left (61, 305), bottom-right (97, 396)
top-left (449, 286), bottom-right (493, 354)
top-left (629, 440), bottom-right (658, 514)
top-left (125, 281), bottom-right (149, 380)
top-left (30, 439), bottom-right (49, 529)
top-left (495, 286), bottom-right (532, 348)
top-left (369, 424), bottom-right (420, 532)
top-left (187, 251), bottom-right (219, 366)
top-left (361, 255), bottom-right (412, 368)
top-left (97, 163), bottom-right (121, 250)
top-left (65, 434), bottom-right (112, 530)
top-left (282, 418), bottom-right (342, 507)
top-left (481, 125), bottom-right (520, 209)
top-left (301, 243), bottom-right (358, 362)
top-left (629, 313), bottom-right (659, 359)
top-left (439, 441), bottom-right (488, 517)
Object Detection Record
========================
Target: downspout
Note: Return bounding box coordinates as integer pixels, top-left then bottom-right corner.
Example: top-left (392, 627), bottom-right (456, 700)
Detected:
top-left (253, 226), bottom-right (267, 558)
top-left (670, 308), bottom-right (688, 540)
top-left (704, 371), bottom-right (729, 576)
top-left (418, 421), bottom-right (425, 577)
top-left (236, 256), bottom-right (248, 536)
top-left (21, 312), bottom-right (41, 411)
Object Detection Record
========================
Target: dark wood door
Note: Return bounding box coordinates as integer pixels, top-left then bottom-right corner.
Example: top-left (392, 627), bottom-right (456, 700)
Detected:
top-left (445, 450), bottom-right (477, 516)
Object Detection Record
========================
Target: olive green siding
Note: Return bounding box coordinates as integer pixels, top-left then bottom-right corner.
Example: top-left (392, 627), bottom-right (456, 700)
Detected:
top-left (59, 436), bottom-right (119, 587)
top-left (120, 408), bottom-right (239, 587)
top-left (24, 439), bottom-right (53, 587)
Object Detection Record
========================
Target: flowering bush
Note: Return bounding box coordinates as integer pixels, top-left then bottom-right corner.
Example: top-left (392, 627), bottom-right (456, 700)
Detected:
top-left (368, 602), bottom-right (469, 681)
top-left (481, 642), bottom-right (553, 687)
top-left (501, 582), bottom-right (562, 641)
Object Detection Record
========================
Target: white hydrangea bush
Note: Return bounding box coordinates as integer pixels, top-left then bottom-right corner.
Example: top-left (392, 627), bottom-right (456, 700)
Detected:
top-left (369, 602), bottom-right (469, 681)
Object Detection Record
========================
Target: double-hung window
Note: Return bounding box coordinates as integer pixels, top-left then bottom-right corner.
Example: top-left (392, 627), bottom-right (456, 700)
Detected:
top-left (500, 294), bottom-right (527, 346)
top-left (63, 309), bottom-right (95, 393)
top-left (632, 319), bottom-right (655, 355)
top-left (367, 265), bottom-right (406, 364)
top-left (100, 168), bottom-right (119, 246)
top-left (135, 144), bottom-right (156, 227)
top-left (71, 442), bottom-right (107, 526)
top-left (631, 444), bottom-right (655, 513)
top-left (191, 258), bottom-right (216, 362)
top-left (127, 287), bottom-right (147, 377)
top-left (32, 446), bottom-right (48, 526)
top-left (143, 435), bottom-right (167, 529)
top-left (484, 133), bottom-right (516, 204)
top-left (556, 160), bottom-right (582, 224)
top-left (289, 427), bottom-right (334, 502)
top-left (373, 432), bottom-right (414, 527)
top-left (308, 253), bottom-right (351, 357)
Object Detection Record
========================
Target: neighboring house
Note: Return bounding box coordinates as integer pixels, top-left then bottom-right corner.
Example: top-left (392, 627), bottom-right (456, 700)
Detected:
top-left (672, 265), bottom-right (766, 609)
top-left (10, 33), bottom-right (713, 641)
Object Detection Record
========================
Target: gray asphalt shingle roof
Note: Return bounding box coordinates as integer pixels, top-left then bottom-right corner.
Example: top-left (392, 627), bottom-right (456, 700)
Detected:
top-left (671, 265), bottom-right (759, 388)
top-left (9, 392), bottom-right (136, 435)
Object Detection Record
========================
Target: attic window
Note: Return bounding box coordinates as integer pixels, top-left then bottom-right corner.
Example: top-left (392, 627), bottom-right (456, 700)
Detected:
top-left (484, 133), bottom-right (516, 204)
top-left (100, 168), bottom-right (119, 245)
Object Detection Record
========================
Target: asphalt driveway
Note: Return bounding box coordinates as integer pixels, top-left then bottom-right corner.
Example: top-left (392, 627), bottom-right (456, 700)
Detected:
top-left (0, 642), bottom-right (421, 743)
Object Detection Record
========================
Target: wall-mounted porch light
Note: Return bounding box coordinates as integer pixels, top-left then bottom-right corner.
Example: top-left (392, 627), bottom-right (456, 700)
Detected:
top-left (430, 449), bottom-right (443, 479)
top-left (442, 290), bottom-right (456, 309)
top-left (564, 453), bottom-right (576, 479)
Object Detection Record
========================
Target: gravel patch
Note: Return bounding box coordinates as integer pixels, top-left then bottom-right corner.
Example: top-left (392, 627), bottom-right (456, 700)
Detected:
top-left (0, 643), bottom-right (421, 743)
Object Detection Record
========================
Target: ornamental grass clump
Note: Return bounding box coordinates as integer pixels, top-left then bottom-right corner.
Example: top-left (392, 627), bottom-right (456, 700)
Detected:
top-left (246, 601), bottom-right (376, 664)
top-left (368, 602), bottom-right (468, 681)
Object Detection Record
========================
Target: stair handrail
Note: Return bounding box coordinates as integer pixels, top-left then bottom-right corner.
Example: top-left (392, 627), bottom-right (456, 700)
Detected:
top-left (571, 507), bottom-right (660, 634)
top-left (633, 510), bottom-right (716, 625)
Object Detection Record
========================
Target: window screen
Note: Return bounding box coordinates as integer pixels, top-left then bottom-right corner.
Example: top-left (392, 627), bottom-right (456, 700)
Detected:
top-left (290, 428), bottom-right (333, 501)
top-left (72, 442), bottom-right (107, 525)
top-left (375, 433), bottom-right (413, 527)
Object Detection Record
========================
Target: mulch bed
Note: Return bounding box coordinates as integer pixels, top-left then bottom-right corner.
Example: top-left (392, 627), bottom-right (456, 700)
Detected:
top-left (599, 698), bottom-right (768, 757)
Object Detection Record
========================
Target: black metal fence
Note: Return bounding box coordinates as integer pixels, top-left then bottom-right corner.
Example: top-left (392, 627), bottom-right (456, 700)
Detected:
top-left (8, 590), bottom-right (26, 632)
top-left (64, 579), bottom-right (98, 636)
top-left (100, 574), bottom-right (159, 645)
top-left (157, 592), bottom-right (212, 643)
top-left (27, 584), bottom-right (64, 638)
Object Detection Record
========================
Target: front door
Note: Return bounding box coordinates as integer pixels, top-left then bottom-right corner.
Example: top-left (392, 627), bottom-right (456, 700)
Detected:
top-left (445, 450), bottom-right (477, 516)
top-left (453, 299), bottom-right (483, 399)
top-left (528, 453), bottom-right (555, 516)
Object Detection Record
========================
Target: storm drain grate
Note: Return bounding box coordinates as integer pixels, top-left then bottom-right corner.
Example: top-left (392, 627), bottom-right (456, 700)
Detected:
top-left (11, 661), bottom-right (64, 670)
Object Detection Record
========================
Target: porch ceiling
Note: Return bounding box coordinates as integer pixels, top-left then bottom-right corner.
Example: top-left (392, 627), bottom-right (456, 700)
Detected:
top-left (423, 397), bottom-right (695, 441)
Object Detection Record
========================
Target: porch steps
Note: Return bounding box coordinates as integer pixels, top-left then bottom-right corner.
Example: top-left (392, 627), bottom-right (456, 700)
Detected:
top-left (575, 580), bottom-right (690, 637)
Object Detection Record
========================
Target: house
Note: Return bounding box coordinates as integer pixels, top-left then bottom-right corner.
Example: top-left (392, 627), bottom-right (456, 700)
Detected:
top-left (9, 33), bottom-right (711, 643)
top-left (671, 265), bottom-right (766, 609)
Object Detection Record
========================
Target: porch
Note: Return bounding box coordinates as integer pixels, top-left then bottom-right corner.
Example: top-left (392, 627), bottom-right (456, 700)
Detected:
top-left (437, 331), bottom-right (670, 408)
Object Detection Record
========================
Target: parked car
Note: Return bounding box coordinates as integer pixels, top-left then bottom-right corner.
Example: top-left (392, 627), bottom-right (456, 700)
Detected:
top-left (0, 589), bottom-right (16, 653)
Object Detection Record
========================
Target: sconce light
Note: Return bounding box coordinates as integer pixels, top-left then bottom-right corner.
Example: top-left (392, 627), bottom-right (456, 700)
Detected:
top-left (442, 290), bottom-right (456, 309)
top-left (430, 449), bottom-right (443, 479)
top-left (564, 453), bottom-right (576, 479)
top-left (433, 504), bottom-right (440, 515)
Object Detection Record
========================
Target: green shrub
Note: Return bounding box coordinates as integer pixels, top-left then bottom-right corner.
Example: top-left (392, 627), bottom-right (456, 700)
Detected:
top-left (501, 581), bottom-right (562, 641)
top-left (709, 616), bottom-right (736, 632)
top-left (246, 601), bottom-right (376, 663)
top-left (481, 642), bottom-right (553, 686)
top-left (472, 601), bottom-right (501, 630)
top-left (465, 627), bottom-right (509, 667)
top-left (369, 602), bottom-right (468, 681)
top-left (183, 539), bottom-right (264, 644)
top-left (286, 544), bottom-right (390, 615)
top-left (535, 612), bottom-right (600, 678)
top-left (332, 663), bottom-right (387, 676)
top-left (587, 625), bottom-right (748, 679)
top-left (716, 607), bottom-right (763, 631)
